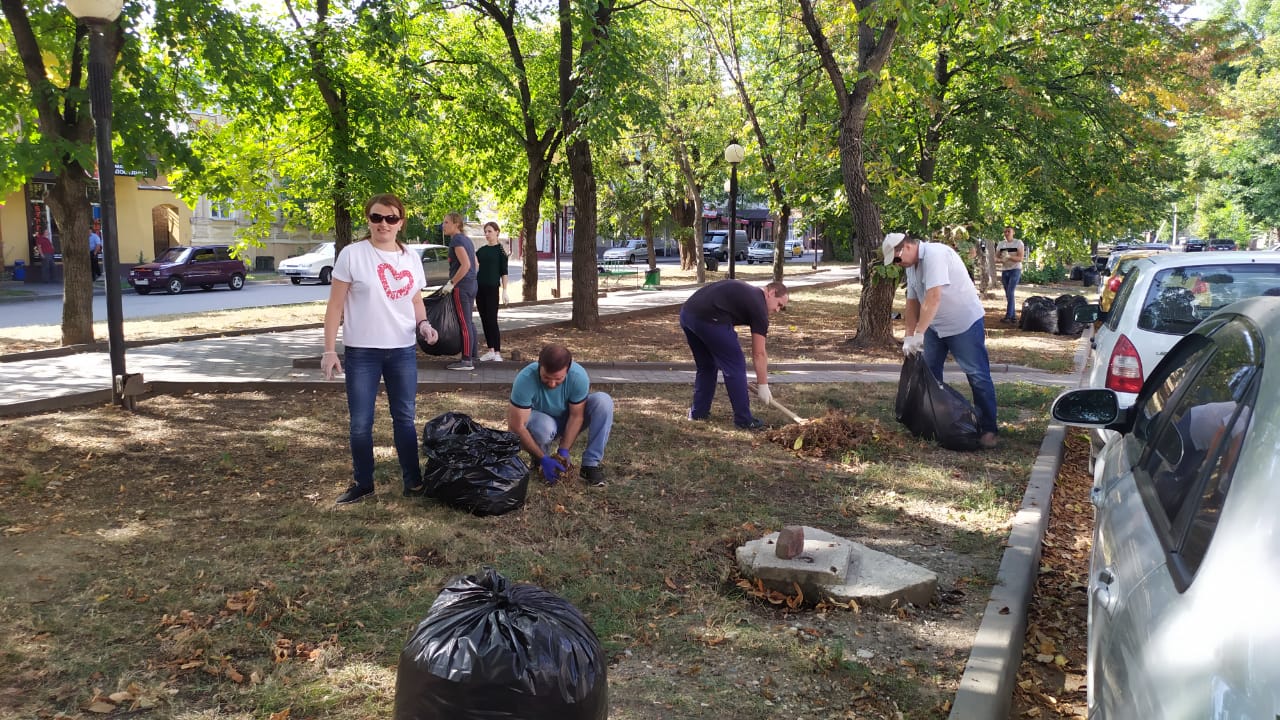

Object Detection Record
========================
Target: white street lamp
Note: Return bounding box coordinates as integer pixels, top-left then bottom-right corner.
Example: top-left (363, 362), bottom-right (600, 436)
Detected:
top-left (724, 142), bottom-right (744, 279)
top-left (66, 0), bottom-right (131, 407)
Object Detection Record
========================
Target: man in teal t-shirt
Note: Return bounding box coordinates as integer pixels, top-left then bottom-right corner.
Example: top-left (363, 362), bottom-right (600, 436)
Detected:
top-left (507, 344), bottom-right (613, 486)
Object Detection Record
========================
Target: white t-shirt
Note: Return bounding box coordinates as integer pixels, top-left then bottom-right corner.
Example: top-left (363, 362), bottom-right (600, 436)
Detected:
top-left (332, 241), bottom-right (426, 349)
top-left (905, 242), bottom-right (985, 338)
top-left (996, 237), bottom-right (1025, 271)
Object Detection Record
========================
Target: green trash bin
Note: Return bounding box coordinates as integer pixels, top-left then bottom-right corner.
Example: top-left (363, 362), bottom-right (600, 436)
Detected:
top-left (642, 267), bottom-right (661, 290)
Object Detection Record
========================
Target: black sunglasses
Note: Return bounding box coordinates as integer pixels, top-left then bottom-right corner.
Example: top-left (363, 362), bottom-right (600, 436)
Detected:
top-left (368, 213), bottom-right (402, 225)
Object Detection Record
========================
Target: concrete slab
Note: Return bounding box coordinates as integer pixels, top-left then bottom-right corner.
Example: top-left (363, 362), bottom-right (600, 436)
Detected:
top-left (736, 526), bottom-right (938, 609)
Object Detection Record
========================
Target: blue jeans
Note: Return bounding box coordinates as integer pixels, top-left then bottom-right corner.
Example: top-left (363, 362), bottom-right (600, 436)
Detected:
top-left (923, 319), bottom-right (998, 435)
top-left (1001, 268), bottom-right (1021, 320)
top-left (524, 392), bottom-right (614, 467)
top-left (680, 310), bottom-right (754, 427)
top-left (344, 345), bottom-right (421, 491)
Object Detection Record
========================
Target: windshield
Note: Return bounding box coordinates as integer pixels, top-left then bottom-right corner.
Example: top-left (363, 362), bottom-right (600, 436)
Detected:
top-left (1138, 263), bottom-right (1280, 335)
top-left (309, 242), bottom-right (334, 255)
top-left (154, 247), bottom-right (192, 264)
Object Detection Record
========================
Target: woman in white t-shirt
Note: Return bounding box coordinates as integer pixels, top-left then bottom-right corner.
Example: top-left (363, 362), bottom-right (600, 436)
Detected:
top-left (322, 193), bottom-right (439, 505)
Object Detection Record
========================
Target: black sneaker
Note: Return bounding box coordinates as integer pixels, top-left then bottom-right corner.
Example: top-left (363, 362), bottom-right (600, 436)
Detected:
top-left (403, 484), bottom-right (427, 497)
top-left (336, 485), bottom-right (374, 504)
top-left (688, 410), bottom-right (709, 421)
top-left (580, 465), bottom-right (607, 487)
top-left (447, 360), bottom-right (475, 371)
top-left (735, 418), bottom-right (766, 431)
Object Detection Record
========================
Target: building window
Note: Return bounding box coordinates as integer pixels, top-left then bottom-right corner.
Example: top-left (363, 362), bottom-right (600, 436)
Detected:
top-left (210, 199), bottom-right (234, 220)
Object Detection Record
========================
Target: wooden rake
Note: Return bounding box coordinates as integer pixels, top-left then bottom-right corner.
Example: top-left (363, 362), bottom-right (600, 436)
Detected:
top-left (749, 383), bottom-right (807, 424)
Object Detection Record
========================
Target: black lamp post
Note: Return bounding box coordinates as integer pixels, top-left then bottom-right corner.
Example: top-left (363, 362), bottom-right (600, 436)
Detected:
top-left (66, 0), bottom-right (129, 407)
top-left (724, 141), bottom-right (744, 280)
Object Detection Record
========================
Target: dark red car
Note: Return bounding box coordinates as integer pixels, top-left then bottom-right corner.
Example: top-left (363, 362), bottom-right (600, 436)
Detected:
top-left (128, 245), bottom-right (248, 295)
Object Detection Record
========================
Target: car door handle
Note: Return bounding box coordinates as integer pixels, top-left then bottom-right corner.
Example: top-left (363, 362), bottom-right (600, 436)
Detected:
top-left (1092, 568), bottom-right (1118, 613)
top-left (1090, 486), bottom-right (1104, 508)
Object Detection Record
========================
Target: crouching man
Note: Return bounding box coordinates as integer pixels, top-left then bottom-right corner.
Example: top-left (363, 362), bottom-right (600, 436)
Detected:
top-left (507, 344), bottom-right (614, 486)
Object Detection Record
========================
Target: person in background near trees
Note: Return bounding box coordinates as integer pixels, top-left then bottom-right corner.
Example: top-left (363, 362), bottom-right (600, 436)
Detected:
top-left (35, 230), bottom-right (55, 283)
top-left (883, 232), bottom-right (999, 449)
top-left (322, 193), bottom-right (439, 505)
top-left (995, 226), bottom-right (1025, 324)
top-left (507, 343), bottom-right (614, 487)
top-left (88, 222), bottom-right (103, 280)
top-left (441, 212), bottom-right (479, 371)
top-left (679, 279), bottom-right (790, 430)
top-left (476, 221), bottom-right (509, 362)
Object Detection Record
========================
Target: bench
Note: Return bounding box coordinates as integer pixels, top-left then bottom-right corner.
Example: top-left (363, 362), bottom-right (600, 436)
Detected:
top-left (598, 259), bottom-right (641, 289)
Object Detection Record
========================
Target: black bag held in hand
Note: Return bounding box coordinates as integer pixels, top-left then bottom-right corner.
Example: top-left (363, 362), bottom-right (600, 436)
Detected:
top-left (393, 567), bottom-right (609, 720)
top-left (420, 412), bottom-right (530, 516)
top-left (419, 290), bottom-right (462, 356)
top-left (894, 353), bottom-right (982, 452)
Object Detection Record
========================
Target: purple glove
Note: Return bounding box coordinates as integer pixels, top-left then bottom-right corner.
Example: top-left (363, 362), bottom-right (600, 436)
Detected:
top-left (539, 455), bottom-right (565, 484)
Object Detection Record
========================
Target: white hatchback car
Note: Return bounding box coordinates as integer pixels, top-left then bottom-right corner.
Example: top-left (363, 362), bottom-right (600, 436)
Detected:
top-left (1051, 296), bottom-right (1280, 719)
top-left (277, 242), bottom-right (336, 285)
top-left (1084, 251), bottom-right (1280, 411)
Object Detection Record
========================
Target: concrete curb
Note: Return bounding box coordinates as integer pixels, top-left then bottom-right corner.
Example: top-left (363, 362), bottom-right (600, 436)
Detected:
top-left (948, 422), bottom-right (1066, 719)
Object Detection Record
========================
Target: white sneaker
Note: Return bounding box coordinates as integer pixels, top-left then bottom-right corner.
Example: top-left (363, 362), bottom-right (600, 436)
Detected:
top-left (479, 349), bottom-right (501, 362)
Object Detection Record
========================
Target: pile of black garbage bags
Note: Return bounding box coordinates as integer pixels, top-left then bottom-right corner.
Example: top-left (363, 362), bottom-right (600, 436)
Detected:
top-left (1019, 294), bottom-right (1088, 336)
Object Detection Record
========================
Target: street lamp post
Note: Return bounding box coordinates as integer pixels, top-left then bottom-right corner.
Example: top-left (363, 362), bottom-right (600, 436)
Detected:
top-left (66, 0), bottom-right (130, 407)
top-left (724, 141), bottom-right (744, 280)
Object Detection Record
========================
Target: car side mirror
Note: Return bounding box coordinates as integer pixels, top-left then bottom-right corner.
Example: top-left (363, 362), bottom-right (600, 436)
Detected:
top-left (1051, 388), bottom-right (1128, 430)
top-left (1074, 304), bottom-right (1102, 324)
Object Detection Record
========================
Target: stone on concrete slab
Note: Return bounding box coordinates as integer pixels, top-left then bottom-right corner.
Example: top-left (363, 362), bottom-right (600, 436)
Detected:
top-left (736, 526), bottom-right (937, 610)
top-left (775, 525), bottom-right (805, 559)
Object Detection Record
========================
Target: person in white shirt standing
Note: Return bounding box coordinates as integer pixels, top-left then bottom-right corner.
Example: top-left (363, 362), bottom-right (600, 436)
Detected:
top-left (322, 193), bottom-right (439, 504)
top-left (994, 226), bottom-right (1025, 324)
top-left (882, 233), bottom-right (999, 449)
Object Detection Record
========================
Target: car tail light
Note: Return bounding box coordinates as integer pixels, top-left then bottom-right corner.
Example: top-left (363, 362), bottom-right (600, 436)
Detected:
top-left (1106, 275), bottom-right (1124, 293)
top-left (1105, 334), bottom-right (1144, 394)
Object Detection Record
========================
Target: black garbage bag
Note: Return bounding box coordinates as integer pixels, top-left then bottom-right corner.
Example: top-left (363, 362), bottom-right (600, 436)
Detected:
top-left (1055, 294), bottom-right (1088, 336)
top-left (894, 354), bottom-right (983, 452)
top-left (394, 567), bottom-right (609, 720)
top-left (1081, 267), bottom-right (1100, 287)
top-left (1068, 265), bottom-right (1083, 281)
top-left (1019, 295), bottom-right (1058, 334)
top-left (419, 290), bottom-right (462, 356)
top-left (421, 412), bottom-right (529, 516)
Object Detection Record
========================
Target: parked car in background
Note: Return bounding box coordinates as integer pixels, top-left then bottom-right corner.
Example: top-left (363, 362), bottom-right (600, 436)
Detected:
top-left (128, 245), bottom-right (248, 295)
top-left (703, 230), bottom-right (748, 262)
top-left (277, 242), bottom-right (336, 285)
top-left (1183, 238), bottom-right (1207, 252)
top-left (1099, 249), bottom-right (1165, 313)
top-left (784, 239), bottom-right (805, 257)
top-left (602, 238), bottom-right (650, 264)
top-left (1209, 239), bottom-right (1237, 251)
top-left (1051, 295), bottom-right (1279, 720)
top-left (746, 241), bottom-right (774, 264)
top-left (406, 243), bottom-right (451, 288)
top-left (1081, 252), bottom-right (1280, 415)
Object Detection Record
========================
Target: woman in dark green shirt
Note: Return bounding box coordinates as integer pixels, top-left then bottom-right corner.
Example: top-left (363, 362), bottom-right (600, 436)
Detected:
top-left (476, 221), bottom-right (510, 361)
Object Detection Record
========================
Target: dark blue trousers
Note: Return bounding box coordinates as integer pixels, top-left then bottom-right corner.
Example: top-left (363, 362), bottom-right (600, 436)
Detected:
top-left (680, 309), bottom-right (755, 427)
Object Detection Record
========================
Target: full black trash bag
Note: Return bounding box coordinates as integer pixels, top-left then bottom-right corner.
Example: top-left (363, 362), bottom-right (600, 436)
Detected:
top-left (419, 290), bottom-right (463, 356)
top-left (1055, 294), bottom-right (1088, 336)
top-left (894, 354), bottom-right (983, 452)
top-left (1081, 267), bottom-right (1100, 287)
top-left (420, 412), bottom-right (529, 516)
top-left (1019, 295), bottom-right (1058, 334)
top-left (393, 567), bottom-right (609, 720)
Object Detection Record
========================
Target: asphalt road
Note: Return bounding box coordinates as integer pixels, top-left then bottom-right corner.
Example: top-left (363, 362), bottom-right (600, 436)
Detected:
top-left (2, 252), bottom-right (820, 328)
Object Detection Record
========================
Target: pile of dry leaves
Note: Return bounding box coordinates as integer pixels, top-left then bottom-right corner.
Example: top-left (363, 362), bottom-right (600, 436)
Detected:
top-left (763, 410), bottom-right (890, 459)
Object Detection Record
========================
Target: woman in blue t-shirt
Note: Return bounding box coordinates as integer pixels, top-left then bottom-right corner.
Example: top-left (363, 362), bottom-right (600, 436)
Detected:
top-left (440, 212), bottom-right (479, 370)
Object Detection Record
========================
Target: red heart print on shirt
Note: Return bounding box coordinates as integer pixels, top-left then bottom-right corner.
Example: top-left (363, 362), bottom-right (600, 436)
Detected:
top-left (378, 263), bottom-right (415, 299)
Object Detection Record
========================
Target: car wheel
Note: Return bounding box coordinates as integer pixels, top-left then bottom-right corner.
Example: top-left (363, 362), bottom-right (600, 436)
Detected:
top-left (319, 267), bottom-right (333, 285)
top-left (166, 277), bottom-right (184, 294)
top-left (747, 258), bottom-right (754, 264)
top-left (135, 287), bottom-right (151, 295)
top-left (200, 283), bottom-right (214, 290)
top-left (290, 277), bottom-right (303, 286)
top-left (229, 273), bottom-right (245, 291)
top-left (628, 254), bottom-right (636, 264)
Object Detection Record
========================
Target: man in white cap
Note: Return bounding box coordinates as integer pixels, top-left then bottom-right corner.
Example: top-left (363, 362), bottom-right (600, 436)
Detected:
top-left (881, 233), bottom-right (998, 449)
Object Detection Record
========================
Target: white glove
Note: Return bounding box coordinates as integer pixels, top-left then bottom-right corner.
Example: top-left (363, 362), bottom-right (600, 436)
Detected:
top-left (418, 320), bottom-right (438, 345)
top-left (755, 383), bottom-right (773, 405)
top-left (501, 288), bottom-right (509, 306)
top-left (902, 334), bottom-right (924, 356)
top-left (441, 280), bottom-right (455, 294)
top-left (321, 351), bottom-right (343, 380)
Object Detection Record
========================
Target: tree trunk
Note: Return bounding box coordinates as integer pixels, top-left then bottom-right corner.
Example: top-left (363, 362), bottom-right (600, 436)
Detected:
top-left (567, 138), bottom-right (600, 330)
top-left (520, 155), bottom-right (550, 302)
top-left (772, 204), bottom-right (790, 281)
top-left (45, 173), bottom-right (94, 346)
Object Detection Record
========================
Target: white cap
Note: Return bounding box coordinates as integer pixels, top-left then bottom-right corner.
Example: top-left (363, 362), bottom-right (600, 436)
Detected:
top-left (880, 233), bottom-right (907, 266)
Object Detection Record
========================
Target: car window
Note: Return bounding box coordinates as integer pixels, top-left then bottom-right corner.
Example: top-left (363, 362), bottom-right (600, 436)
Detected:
top-left (156, 247), bottom-right (190, 263)
top-left (192, 248), bottom-right (216, 263)
top-left (1136, 264), bottom-right (1280, 335)
top-left (214, 247), bottom-right (232, 261)
top-left (1131, 317), bottom-right (1260, 587)
top-left (1104, 264), bottom-right (1146, 331)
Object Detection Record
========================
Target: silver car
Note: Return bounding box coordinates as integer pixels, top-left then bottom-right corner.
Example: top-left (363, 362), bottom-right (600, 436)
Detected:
top-left (1051, 295), bottom-right (1280, 719)
top-left (746, 241), bottom-right (774, 264)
